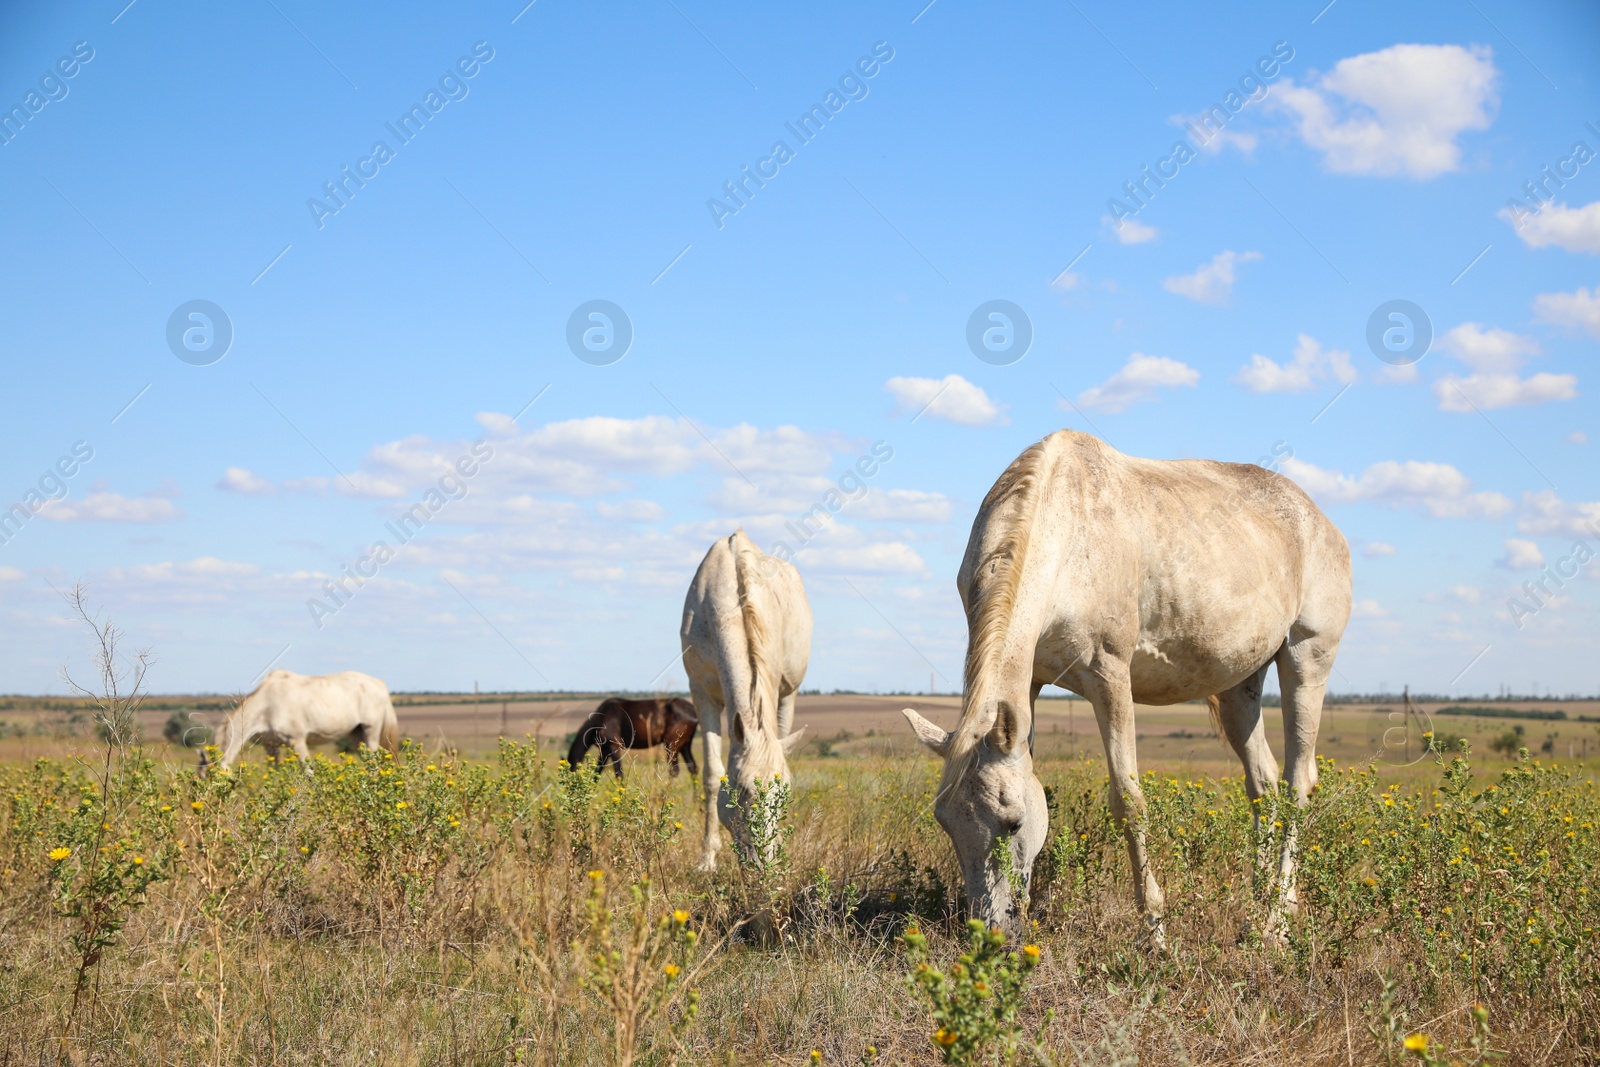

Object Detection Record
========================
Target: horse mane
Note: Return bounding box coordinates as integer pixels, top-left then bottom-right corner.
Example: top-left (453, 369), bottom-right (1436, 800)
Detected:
top-left (730, 529), bottom-right (780, 746)
top-left (942, 436), bottom-right (1053, 789)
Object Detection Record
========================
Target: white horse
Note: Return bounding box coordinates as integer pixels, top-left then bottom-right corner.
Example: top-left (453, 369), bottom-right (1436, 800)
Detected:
top-left (904, 430), bottom-right (1350, 943)
top-left (206, 669), bottom-right (400, 772)
top-left (681, 530), bottom-right (812, 869)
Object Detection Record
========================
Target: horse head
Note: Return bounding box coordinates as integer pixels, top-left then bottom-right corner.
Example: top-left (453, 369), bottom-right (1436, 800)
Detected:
top-left (719, 716), bottom-right (806, 868)
top-left (904, 702), bottom-right (1046, 939)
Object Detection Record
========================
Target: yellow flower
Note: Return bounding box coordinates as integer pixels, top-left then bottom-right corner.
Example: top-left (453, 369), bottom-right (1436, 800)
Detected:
top-left (673, 909), bottom-right (690, 924)
top-left (1022, 944), bottom-right (1041, 959)
top-left (810, 1052), bottom-right (822, 1064)
top-left (191, 800), bottom-right (204, 811)
top-left (589, 869), bottom-right (604, 880)
top-left (49, 847), bottom-right (71, 862)
top-left (933, 1028), bottom-right (959, 1047)
top-left (664, 964), bottom-right (681, 977)
top-left (395, 801), bottom-right (407, 810)
top-left (674, 822), bottom-right (683, 830)
top-left (300, 846), bottom-right (310, 854)
top-left (1403, 1034), bottom-right (1428, 1052)
top-left (132, 855), bottom-right (144, 866)
top-left (160, 805), bottom-right (171, 813)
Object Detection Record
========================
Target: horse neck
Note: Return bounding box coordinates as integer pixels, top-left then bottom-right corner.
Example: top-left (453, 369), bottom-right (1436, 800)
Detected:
top-left (218, 697), bottom-right (257, 765)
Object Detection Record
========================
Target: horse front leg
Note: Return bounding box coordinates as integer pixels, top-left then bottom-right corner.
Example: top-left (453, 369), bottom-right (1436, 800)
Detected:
top-left (603, 737), bottom-right (625, 779)
top-left (1085, 668), bottom-right (1166, 949)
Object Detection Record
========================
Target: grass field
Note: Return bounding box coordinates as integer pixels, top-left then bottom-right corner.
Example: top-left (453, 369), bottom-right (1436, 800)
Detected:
top-left (0, 694), bottom-right (1596, 1064)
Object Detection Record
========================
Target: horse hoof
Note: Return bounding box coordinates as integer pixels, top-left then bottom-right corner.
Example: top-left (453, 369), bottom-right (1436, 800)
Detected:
top-left (693, 855), bottom-right (717, 874)
top-left (1139, 916), bottom-right (1169, 953)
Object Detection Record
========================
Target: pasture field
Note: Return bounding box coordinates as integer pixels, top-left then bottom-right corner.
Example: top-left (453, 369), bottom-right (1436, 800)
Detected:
top-left (0, 695), bottom-right (1596, 1064)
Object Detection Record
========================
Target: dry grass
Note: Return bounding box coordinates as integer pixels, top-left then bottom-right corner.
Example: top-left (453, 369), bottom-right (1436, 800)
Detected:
top-left (0, 733), bottom-right (1594, 1066)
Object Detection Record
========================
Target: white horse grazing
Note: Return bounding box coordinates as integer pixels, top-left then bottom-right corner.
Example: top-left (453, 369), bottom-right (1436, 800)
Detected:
top-left (208, 669), bottom-right (400, 772)
top-left (904, 430), bottom-right (1350, 943)
top-left (681, 530), bottom-right (812, 870)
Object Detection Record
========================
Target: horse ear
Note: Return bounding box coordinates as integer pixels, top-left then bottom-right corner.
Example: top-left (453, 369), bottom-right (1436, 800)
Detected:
top-left (902, 708), bottom-right (953, 759)
top-left (780, 726), bottom-right (807, 753)
top-left (985, 699), bottom-right (1026, 759)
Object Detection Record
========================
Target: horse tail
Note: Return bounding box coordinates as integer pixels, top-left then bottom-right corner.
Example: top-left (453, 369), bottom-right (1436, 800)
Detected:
top-left (379, 699), bottom-right (400, 754)
top-left (1206, 693), bottom-right (1223, 739)
top-left (731, 530), bottom-right (780, 745)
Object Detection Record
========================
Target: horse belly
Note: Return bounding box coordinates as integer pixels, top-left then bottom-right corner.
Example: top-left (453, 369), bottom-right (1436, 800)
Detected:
top-left (1126, 616), bottom-right (1286, 704)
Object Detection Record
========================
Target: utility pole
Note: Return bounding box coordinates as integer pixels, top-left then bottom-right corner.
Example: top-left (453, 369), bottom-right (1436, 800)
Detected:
top-left (1402, 685), bottom-right (1415, 763)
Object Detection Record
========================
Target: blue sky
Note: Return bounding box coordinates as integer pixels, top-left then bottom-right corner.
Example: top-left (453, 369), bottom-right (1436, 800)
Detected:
top-left (1, 0), bottom-right (1596, 698)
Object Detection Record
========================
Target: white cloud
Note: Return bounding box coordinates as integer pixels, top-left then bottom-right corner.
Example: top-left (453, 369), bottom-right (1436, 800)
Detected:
top-left (1163, 250), bottom-right (1261, 305)
top-left (1363, 542), bottom-right (1397, 558)
top-left (884, 374), bottom-right (1006, 427)
top-left (1351, 599), bottom-right (1387, 618)
top-left (1570, 431), bottom-right (1588, 445)
top-left (1108, 218), bottom-right (1158, 245)
top-left (231, 411), bottom-right (953, 588)
top-left (1050, 271), bottom-right (1083, 291)
top-left (0, 565), bottom-right (25, 581)
top-left (1437, 323), bottom-right (1538, 373)
top-left (1280, 457), bottom-right (1512, 519)
top-left (790, 540), bottom-right (926, 574)
top-left (96, 556), bottom-right (282, 606)
top-left (1501, 199), bottom-right (1600, 254)
top-left (1448, 584), bottom-right (1481, 604)
top-left (1500, 539), bottom-right (1545, 570)
top-left (38, 490), bottom-right (183, 524)
top-left (1235, 333), bottom-right (1358, 393)
top-left (1516, 490), bottom-right (1600, 538)
top-left (856, 488), bottom-right (952, 523)
top-left (1073, 354), bottom-right (1200, 413)
top-left (218, 467), bottom-right (277, 495)
top-left (1269, 43), bottom-right (1498, 179)
top-left (1435, 372), bottom-right (1577, 411)
top-left (595, 499), bottom-right (665, 522)
top-left (1174, 111), bottom-right (1257, 155)
top-left (1533, 285), bottom-right (1600, 339)
top-left (1376, 363), bottom-right (1420, 385)
top-left (273, 414), bottom-right (852, 502)
top-left (1432, 322), bottom-right (1576, 411)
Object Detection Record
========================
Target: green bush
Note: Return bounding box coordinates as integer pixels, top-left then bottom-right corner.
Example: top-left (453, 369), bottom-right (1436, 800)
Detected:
top-left (162, 708), bottom-right (211, 748)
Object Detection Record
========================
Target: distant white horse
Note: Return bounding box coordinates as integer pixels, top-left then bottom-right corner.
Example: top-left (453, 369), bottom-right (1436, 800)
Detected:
top-left (904, 430), bottom-right (1350, 943)
top-left (681, 530), bottom-right (811, 870)
top-left (206, 669), bottom-right (399, 772)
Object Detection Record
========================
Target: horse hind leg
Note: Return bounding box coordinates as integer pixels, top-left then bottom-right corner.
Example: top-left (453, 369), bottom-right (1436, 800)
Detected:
top-left (680, 733), bottom-right (699, 777)
top-left (1211, 665), bottom-right (1283, 918)
top-left (290, 735), bottom-right (314, 772)
top-left (1271, 625), bottom-right (1341, 922)
top-left (665, 720), bottom-right (697, 778)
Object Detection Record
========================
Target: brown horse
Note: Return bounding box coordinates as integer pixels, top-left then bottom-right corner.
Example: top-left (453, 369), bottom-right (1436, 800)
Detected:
top-left (566, 697), bottom-right (699, 779)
